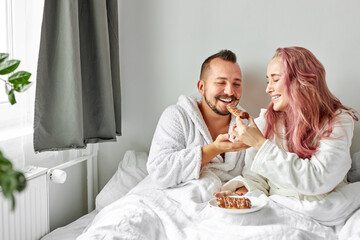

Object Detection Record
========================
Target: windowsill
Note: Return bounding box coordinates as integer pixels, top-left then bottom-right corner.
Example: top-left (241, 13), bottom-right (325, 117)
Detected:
top-left (0, 125), bottom-right (33, 142)
top-left (0, 167), bottom-right (47, 194)
top-left (23, 166), bottom-right (48, 180)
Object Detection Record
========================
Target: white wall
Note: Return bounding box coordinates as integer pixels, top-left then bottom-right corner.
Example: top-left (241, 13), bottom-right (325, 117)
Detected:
top-left (98, 0), bottom-right (360, 189)
top-left (48, 162), bottom-right (88, 231)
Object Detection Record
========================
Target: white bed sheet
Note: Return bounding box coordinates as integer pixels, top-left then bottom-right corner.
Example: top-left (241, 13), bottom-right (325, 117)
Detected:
top-left (41, 150), bottom-right (360, 240)
top-left (41, 211), bottom-right (97, 240)
top-left (41, 150), bottom-right (148, 240)
top-left (77, 170), bottom-right (360, 240)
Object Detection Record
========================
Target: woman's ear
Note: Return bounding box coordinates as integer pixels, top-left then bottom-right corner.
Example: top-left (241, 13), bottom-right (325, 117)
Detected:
top-left (197, 79), bottom-right (205, 96)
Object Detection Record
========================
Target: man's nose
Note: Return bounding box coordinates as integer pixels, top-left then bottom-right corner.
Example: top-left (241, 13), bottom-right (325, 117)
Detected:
top-left (224, 84), bottom-right (234, 95)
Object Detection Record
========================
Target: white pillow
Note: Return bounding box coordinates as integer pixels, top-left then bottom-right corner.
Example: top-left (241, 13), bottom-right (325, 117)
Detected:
top-left (95, 150), bottom-right (148, 211)
top-left (348, 152), bottom-right (360, 183)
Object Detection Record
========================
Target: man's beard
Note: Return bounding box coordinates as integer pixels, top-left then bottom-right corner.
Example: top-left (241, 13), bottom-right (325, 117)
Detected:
top-left (204, 91), bottom-right (238, 116)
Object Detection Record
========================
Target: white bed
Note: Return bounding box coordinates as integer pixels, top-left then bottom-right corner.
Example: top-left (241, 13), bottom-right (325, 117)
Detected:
top-left (41, 151), bottom-right (360, 240)
top-left (41, 150), bottom-right (149, 240)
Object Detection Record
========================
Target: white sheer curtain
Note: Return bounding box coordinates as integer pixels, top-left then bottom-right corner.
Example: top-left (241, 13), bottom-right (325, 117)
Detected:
top-left (0, 0), bottom-right (98, 170)
top-left (0, 0), bottom-right (44, 170)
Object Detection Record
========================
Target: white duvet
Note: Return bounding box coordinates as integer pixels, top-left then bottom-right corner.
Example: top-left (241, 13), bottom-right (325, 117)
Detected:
top-left (77, 168), bottom-right (360, 240)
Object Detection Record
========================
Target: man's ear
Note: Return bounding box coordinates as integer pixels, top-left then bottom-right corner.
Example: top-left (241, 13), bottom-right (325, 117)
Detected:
top-left (197, 79), bottom-right (205, 96)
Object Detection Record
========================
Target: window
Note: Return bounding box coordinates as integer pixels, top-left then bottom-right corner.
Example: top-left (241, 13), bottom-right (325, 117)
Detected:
top-left (0, 0), bottom-right (43, 135)
top-left (0, 0), bottom-right (44, 169)
top-left (1, 0), bottom-right (97, 171)
top-left (0, 0), bottom-right (12, 103)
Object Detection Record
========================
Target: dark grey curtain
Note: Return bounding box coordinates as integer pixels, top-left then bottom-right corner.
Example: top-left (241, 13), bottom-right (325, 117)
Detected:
top-left (34, 0), bottom-right (121, 152)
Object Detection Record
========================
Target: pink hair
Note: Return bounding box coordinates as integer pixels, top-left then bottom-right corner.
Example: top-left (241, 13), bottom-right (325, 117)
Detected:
top-left (264, 47), bottom-right (358, 159)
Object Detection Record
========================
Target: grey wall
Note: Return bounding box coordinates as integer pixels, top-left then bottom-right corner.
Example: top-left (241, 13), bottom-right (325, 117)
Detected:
top-left (98, 0), bottom-right (360, 189)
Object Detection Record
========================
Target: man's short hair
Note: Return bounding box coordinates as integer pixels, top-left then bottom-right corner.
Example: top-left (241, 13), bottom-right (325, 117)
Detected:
top-left (200, 50), bottom-right (237, 79)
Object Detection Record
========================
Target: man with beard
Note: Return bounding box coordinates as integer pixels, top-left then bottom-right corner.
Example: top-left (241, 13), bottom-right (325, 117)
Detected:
top-left (77, 50), bottom-right (250, 239)
top-left (147, 50), bottom-right (249, 188)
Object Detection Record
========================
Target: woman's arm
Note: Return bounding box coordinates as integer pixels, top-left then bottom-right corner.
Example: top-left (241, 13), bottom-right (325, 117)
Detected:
top-left (221, 111), bottom-right (270, 195)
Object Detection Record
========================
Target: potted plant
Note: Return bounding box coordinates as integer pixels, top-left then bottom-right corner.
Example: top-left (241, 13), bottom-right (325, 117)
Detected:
top-left (0, 52), bottom-right (32, 210)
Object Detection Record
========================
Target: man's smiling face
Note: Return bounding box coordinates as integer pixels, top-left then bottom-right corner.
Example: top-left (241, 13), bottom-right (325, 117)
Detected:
top-left (198, 58), bottom-right (243, 116)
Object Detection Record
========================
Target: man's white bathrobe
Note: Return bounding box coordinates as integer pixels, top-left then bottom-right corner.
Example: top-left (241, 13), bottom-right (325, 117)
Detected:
top-left (147, 94), bottom-right (246, 188)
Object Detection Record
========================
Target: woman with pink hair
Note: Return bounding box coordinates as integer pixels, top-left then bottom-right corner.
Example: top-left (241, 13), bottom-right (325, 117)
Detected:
top-left (219, 47), bottom-right (358, 201)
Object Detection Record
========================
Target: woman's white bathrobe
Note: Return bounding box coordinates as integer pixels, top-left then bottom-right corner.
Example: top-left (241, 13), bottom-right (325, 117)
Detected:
top-left (222, 109), bottom-right (355, 201)
top-left (147, 95), bottom-right (246, 188)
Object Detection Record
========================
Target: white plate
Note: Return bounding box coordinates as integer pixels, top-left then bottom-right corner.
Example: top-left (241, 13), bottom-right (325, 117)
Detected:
top-left (208, 196), bottom-right (267, 214)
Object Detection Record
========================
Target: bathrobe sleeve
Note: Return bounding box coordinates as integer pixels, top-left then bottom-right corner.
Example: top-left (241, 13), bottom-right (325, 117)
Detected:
top-left (221, 145), bottom-right (270, 195)
top-left (221, 112), bottom-right (270, 195)
top-left (251, 112), bottom-right (354, 195)
top-left (222, 111), bottom-right (354, 196)
top-left (147, 105), bottom-right (202, 188)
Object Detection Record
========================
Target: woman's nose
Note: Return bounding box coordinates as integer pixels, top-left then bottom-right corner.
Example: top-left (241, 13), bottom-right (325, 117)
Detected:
top-left (266, 83), bottom-right (273, 94)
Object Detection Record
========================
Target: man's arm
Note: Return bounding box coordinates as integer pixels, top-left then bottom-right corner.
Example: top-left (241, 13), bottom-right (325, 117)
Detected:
top-left (147, 106), bottom-right (203, 188)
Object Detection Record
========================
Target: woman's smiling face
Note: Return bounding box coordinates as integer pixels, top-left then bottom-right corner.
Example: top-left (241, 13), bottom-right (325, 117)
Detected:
top-left (266, 58), bottom-right (289, 112)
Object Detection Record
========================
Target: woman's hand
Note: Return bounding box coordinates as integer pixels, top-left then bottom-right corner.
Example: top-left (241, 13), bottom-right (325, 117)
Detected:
top-left (231, 117), bottom-right (267, 150)
top-left (235, 186), bottom-right (248, 195)
top-left (214, 190), bottom-right (234, 198)
top-left (214, 186), bottom-right (248, 198)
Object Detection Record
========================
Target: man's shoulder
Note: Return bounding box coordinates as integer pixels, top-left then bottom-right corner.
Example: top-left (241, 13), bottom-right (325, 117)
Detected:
top-left (160, 102), bottom-right (188, 123)
top-left (163, 95), bottom-right (199, 116)
top-left (157, 95), bottom-right (201, 129)
top-left (162, 104), bottom-right (185, 117)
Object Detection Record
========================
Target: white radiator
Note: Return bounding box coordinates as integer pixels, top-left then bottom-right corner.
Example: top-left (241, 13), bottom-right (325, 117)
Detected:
top-left (0, 145), bottom-right (98, 240)
top-left (0, 167), bottom-right (49, 240)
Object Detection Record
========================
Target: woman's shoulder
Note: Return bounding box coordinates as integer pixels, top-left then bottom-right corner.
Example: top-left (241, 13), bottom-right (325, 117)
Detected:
top-left (334, 109), bottom-right (356, 126)
top-left (324, 109), bottom-right (355, 139)
top-left (332, 110), bottom-right (356, 138)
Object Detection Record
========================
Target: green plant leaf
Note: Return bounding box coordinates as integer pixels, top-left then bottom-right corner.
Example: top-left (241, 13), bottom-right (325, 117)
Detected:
top-left (0, 53), bottom-right (9, 64)
top-left (13, 81), bottom-right (32, 93)
top-left (0, 173), bottom-right (17, 197)
top-left (0, 158), bottom-right (13, 171)
top-left (11, 194), bottom-right (16, 210)
top-left (7, 89), bottom-right (16, 105)
top-left (0, 150), bottom-right (27, 211)
top-left (0, 161), bottom-right (12, 172)
top-left (15, 172), bottom-right (27, 191)
top-left (5, 83), bottom-right (11, 94)
top-left (0, 60), bottom-right (20, 75)
top-left (0, 152), bottom-right (13, 171)
top-left (8, 71), bottom-right (31, 84)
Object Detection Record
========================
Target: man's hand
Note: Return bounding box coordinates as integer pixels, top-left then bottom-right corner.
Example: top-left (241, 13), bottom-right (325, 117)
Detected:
top-left (201, 133), bottom-right (249, 169)
top-left (213, 133), bottom-right (250, 152)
